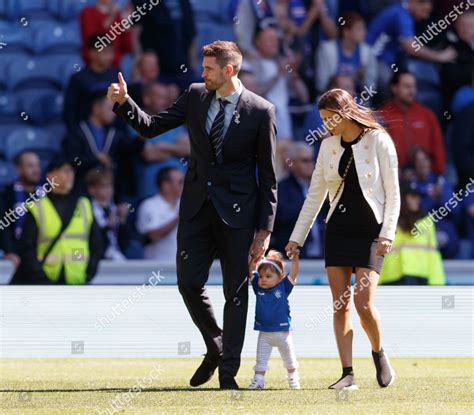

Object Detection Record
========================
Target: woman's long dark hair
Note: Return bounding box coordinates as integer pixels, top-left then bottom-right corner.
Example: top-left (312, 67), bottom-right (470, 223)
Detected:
top-left (318, 88), bottom-right (385, 131)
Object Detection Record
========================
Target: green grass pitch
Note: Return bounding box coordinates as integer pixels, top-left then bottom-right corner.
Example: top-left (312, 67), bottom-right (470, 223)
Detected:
top-left (0, 357), bottom-right (472, 414)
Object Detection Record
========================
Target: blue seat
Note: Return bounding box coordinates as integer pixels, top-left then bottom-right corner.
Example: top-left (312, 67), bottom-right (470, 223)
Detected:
top-left (20, 90), bottom-right (64, 126)
top-left (0, 0), bottom-right (8, 18)
top-left (44, 123), bottom-right (66, 143)
top-left (0, 52), bottom-right (26, 90)
top-left (7, 55), bottom-right (63, 91)
top-left (0, 160), bottom-right (16, 190)
top-left (0, 123), bottom-right (21, 143)
top-left (5, 127), bottom-right (61, 161)
top-left (0, 21), bottom-right (33, 53)
top-left (0, 92), bottom-right (18, 114)
top-left (0, 92), bottom-right (25, 125)
top-left (48, 0), bottom-right (94, 22)
top-left (33, 21), bottom-right (81, 54)
top-left (6, 0), bottom-right (52, 21)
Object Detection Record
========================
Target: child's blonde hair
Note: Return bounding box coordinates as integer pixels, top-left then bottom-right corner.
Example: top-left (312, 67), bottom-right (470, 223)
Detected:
top-left (258, 249), bottom-right (286, 277)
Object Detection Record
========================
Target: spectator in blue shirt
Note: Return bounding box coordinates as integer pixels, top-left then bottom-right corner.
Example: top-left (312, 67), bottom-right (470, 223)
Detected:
top-left (406, 146), bottom-right (455, 215)
top-left (404, 146), bottom-right (460, 258)
top-left (451, 84), bottom-right (474, 115)
top-left (366, 0), bottom-right (456, 92)
top-left (316, 12), bottom-right (377, 94)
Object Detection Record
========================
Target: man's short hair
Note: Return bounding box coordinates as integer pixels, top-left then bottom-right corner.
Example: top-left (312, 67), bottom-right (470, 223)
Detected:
top-left (13, 150), bottom-right (37, 166)
top-left (85, 167), bottom-right (114, 187)
top-left (46, 157), bottom-right (73, 174)
top-left (156, 167), bottom-right (179, 190)
top-left (340, 12), bottom-right (365, 32)
top-left (89, 89), bottom-right (108, 113)
top-left (201, 40), bottom-right (242, 74)
top-left (390, 70), bottom-right (414, 86)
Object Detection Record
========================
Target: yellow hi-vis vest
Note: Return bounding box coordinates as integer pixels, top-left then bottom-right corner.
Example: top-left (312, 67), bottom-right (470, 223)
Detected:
top-left (29, 196), bottom-right (93, 285)
top-left (379, 217), bottom-right (445, 285)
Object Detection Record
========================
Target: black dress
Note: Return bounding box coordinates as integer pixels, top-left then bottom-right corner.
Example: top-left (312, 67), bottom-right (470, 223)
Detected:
top-left (324, 132), bottom-right (384, 273)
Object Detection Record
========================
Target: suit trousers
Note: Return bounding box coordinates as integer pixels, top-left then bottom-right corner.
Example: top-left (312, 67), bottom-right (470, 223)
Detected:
top-left (176, 196), bottom-right (255, 377)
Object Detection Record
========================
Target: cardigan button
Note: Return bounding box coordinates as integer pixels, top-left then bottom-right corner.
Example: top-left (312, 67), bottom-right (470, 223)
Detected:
top-left (365, 159), bottom-right (370, 164)
top-left (366, 172), bottom-right (372, 178)
top-left (332, 150), bottom-right (336, 154)
top-left (329, 164), bottom-right (333, 169)
top-left (364, 145), bottom-right (369, 149)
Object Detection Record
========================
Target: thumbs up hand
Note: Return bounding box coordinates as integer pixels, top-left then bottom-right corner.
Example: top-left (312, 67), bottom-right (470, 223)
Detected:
top-left (107, 72), bottom-right (128, 105)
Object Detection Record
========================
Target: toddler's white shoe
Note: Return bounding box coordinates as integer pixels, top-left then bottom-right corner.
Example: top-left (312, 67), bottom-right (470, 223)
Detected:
top-left (288, 371), bottom-right (300, 389)
top-left (248, 374), bottom-right (265, 389)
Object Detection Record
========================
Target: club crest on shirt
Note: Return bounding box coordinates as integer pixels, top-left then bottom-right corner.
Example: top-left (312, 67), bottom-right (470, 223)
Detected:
top-left (274, 289), bottom-right (282, 299)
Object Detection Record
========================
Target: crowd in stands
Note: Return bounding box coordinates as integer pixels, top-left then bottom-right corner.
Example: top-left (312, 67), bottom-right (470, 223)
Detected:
top-left (0, 0), bottom-right (473, 283)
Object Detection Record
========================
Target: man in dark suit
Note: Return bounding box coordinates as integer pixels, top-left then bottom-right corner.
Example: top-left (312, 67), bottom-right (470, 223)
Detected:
top-left (0, 151), bottom-right (42, 268)
top-left (271, 142), bottom-right (324, 259)
top-left (107, 41), bottom-right (277, 389)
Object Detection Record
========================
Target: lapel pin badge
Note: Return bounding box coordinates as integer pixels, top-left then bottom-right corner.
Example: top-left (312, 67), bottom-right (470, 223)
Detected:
top-left (233, 110), bottom-right (240, 124)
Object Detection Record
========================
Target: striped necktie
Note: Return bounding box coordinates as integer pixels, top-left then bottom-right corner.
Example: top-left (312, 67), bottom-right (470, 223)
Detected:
top-left (209, 98), bottom-right (229, 163)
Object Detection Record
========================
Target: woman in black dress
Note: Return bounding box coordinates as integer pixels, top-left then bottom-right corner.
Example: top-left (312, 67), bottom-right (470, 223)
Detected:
top-left (286, 89), bottom-right (400, 390)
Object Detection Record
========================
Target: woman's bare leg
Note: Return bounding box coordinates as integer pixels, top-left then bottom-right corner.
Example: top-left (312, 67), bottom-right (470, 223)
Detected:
top-left (327, 266), bottom-right (353, 367)
top-left (353, 268), bottom-right (382, 352)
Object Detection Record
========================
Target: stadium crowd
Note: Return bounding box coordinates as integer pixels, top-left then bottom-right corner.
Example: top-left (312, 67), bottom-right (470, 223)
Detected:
top-left (0, 0), bottom-right (473, 284)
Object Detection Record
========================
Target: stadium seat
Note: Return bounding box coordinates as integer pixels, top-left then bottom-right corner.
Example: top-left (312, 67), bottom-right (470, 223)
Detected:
top-left (48, 0), bottom-right (95, 22)
top-left (0, 92), bottom-right (19, 123)
top-left (5, 0), bottom-right (53, 21)
top-left (0, 52), bottom-right (25, 90)
top-left (0, 0), bottom-right (7, 19)
top-left (44, 123), bottom-right (67, 143)
top-left (20, 91), bottom-right (64, 126)
top-left (33, 21), bottom-right (81, 54)
top-left (0, 21), bottom-right (33, 53)
top-left (0, 160), bottom-right (16, 190)
top-left (7, 55), bottom-right (63, 91)
top-left (4, 127), bottom-right (61, 161)
top-left (0, 123), bottom-right (21, 144)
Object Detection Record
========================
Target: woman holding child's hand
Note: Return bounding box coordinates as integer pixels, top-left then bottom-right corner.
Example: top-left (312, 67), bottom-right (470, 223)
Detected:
top-left (285, 88), bottom-right (400, 391)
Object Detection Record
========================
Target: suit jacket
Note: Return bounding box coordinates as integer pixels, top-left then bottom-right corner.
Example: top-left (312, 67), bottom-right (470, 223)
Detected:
top-left (0, 184), bottom-right (19, 254)
top-left (113, 83), bottom-right (277, 231)
top-left (290, 129), bottom-right (401, 245)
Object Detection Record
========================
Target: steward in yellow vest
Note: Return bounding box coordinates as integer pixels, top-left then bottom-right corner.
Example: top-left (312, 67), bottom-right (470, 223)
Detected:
top-left (380, 182), bottom-right (445, 285)
top-left (10, 159), bottom-right (103, 285)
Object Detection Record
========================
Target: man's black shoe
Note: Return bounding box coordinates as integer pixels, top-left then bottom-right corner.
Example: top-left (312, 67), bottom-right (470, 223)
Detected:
top-left (219, 374), bottom-right (239, 390)
top-left (189, 353), bottom-right (222, 387)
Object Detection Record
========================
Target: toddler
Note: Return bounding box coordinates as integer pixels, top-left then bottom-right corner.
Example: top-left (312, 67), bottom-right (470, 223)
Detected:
top-left (248, 249), bottom-right (300, 389)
